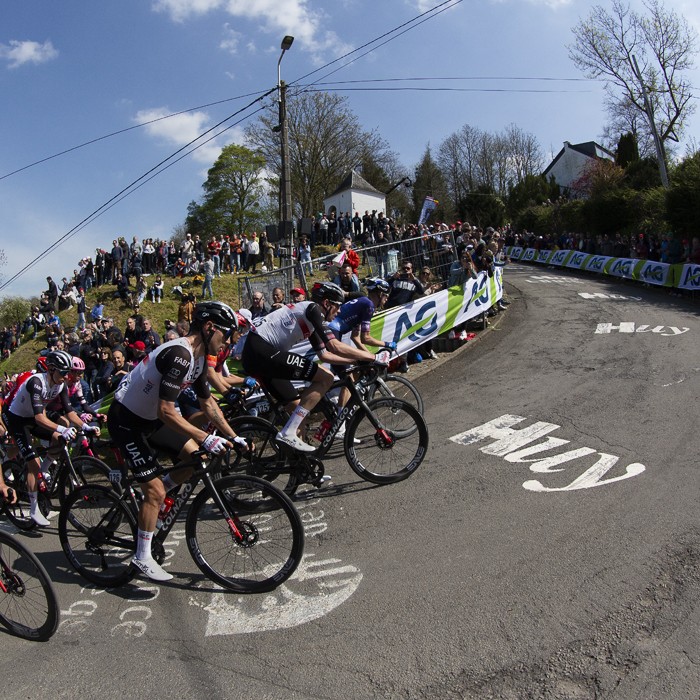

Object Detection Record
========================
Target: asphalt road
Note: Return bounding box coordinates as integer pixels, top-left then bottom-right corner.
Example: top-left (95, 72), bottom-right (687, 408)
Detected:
top-left (3, 262), bottom-right (700, 700)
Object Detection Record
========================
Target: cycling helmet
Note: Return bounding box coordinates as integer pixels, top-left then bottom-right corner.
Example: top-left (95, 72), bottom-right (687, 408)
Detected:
top-left (71, 357), bottom-right (86, 371)
top-left (310, 281), bottom-right (345, 305)
top-left (366, 278), bottom-right (390, 295)
top-left (234, 311), bottom-right (248, 330)
top-left (193, 301), bottom-right (239, 331)
top-left (36, 356), bottom-right (49, 372)
top-left (46, 350), bottom-right (73, 372)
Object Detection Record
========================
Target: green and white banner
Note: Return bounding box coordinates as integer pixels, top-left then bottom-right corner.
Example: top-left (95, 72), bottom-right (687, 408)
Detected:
top-left (505, 248), bottom-right (678, 288)
top-left (287, 268), bottom-right (504, 359)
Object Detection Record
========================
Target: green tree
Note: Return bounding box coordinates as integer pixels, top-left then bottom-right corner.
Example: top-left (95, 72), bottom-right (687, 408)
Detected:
top-left (666, 151), bottom-right (700, 235)
top-left (191, 144), bottom-right (267, 239)
top-left (0, 296), bottom-right (30, 327)
top-left (507, 174), bottom-right (560, 218)
top-left (617, 132), bottom-right (639, 168)
top-left (412, 145), bottom-right (452, 223)
top-left (459, 185), bottom-right (506, 229)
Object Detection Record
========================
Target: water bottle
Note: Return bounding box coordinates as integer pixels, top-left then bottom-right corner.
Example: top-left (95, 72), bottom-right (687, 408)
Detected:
top-left (156, 497), bottom-right (175, 529)
top-left (314, 420), bottom-right (332, 442)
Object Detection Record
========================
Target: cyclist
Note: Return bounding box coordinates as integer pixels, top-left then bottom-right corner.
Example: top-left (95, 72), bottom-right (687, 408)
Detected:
top-left (107, 301), bottom-right (250, 582)
top-left (328, 278), bottom-right (396, 436)
top-left (5, 350), bottom-right (94, 526)
top-left (241, 281), bottom-right (382, 453)
top-left (46, 356), bottom-right (107, 428)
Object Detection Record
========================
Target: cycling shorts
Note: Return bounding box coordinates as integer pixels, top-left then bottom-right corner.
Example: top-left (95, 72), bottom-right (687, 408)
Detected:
top-left (4, 411), bottom-right (55, 461)
top-left (107, 401), bottom-right (190, 483)
top-left (242, 332), bottom-right (318, 404)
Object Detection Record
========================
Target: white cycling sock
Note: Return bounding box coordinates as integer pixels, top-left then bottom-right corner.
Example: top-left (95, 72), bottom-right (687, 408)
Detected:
top-left (161, 474), bottom-right (178, 493)
top-left (40, 455), bottom-right (54, 474)
top-left (28, 490), bottom-right (38, 514)
top-left (281, 406), bottom-right (309, 438)
top-left (136, 529), bottom-right (154, 561)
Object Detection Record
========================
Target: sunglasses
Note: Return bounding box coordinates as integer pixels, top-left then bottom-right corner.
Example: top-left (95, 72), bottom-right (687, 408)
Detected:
top-left (402, 266), bottom-right (412, 271)
top-left (213, 324), bottom-right (236, 341)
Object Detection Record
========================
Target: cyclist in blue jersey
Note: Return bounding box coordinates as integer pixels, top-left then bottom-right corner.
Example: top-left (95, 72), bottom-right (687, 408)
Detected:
top-left (328, 278), bottom-right (396, 435)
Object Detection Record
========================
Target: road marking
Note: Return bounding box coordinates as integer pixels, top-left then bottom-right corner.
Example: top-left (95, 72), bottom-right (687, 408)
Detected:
top-left (595, 323), bottom-right (689, 335)
top-left (450, 415), bottom-right (645, 492)
top-left (190, 504), bottom-right (362, 635)
top-left (579, 292), bottom-right (642, 301)
top-left (195, 553), bottom-right (363, 636)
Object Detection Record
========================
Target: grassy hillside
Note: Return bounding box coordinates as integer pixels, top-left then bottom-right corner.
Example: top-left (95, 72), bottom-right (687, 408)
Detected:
top-left (1, 272), bottom-right (254, 375)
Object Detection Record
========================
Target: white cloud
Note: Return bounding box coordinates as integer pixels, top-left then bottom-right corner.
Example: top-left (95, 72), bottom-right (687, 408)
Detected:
top-left (133, 107), bottom-right (244, 165)
top-left (220, 23), bottom-right (242, 53)
top-left (153, 0), bottom-right (353, 59)
top-left (0, 39), bottom-right (59, 69)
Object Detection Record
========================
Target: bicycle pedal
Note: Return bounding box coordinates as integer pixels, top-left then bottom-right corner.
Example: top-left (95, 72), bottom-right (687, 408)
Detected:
top-left (313, 475), bottom-right (332, 488)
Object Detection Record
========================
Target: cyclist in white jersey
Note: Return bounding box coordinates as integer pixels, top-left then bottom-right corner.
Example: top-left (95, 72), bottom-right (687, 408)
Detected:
top-left (107, 301), bottom-right (249, 581)
top-left (242, 281), bottom-right (383, 453)
top-left (5, 350), bottom-right (95, 526)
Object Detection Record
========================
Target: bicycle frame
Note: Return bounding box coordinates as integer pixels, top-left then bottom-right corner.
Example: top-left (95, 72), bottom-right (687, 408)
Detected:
top-left (111, 451), bottom-right (245, 547)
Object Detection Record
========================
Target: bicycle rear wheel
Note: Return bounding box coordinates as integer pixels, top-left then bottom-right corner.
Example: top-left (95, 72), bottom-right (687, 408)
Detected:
top-left (186, 475), bottom-right (304, 594)
top-left (0, 531), bottom-right (59, 641)
top-left (2, 460), bottom-right (49, 532)
top-left (367, 374), bottom-right (424, 415)
top-left (58, 485), bottom-right (137, 588)
top-left (228, 416), bottom-right (298, 497)
top-left (345, 397), bottom-right (429, 484)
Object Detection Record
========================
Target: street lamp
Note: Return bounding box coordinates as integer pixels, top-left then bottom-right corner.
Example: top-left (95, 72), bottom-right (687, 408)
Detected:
top-left (277, 35), bottom-right (294, 291)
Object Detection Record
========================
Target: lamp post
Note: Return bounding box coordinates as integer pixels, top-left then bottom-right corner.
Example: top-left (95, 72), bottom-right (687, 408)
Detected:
top-left (278, 36), bottom-right (294, 291)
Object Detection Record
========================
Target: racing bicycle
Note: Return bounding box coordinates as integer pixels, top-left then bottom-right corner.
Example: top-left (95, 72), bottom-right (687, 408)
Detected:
top-left (58, 448), bottom-right (304, 593)
top-left (229, 363), bottom-right (429, 497)
top-left (2, 430), bottom-right (116, 531)
top-left (0, 504), bottom-right (60, 641)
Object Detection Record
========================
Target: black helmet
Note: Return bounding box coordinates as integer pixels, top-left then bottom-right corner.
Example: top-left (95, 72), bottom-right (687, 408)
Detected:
top-left (193, 301), bottom-right (239, 331)
top-left (310, 281), bottom-right (344, 305)
top-left (366, 277), bottom-right (390, 295)
top-left (46, 350), bottom-right (73, 372)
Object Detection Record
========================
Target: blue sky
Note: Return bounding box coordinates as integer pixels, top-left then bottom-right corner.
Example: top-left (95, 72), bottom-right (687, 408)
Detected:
top-left (1, 0), bottom-right (698, 298)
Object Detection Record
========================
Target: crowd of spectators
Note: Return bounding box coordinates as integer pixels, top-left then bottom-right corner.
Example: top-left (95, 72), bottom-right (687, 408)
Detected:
top-left (506, 228), bottom-right (700, 265)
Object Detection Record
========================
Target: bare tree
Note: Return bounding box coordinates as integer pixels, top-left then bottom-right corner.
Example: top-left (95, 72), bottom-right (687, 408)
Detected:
top-left (504, 123), bottom-right (544, 183)
top-left (245, 90), bottom-right (390, 218)
top-left (569, 0), bottom-right (698, 157)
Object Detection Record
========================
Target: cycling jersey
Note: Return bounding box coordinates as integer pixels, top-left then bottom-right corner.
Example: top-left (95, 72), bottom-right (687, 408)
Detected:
top-left (329, 297), bottom-right (375, 336)
top-left (9, 373), bottom-right (71, 418)
top-left (242, 302), bottom-right (333, 404)
top-left (248, 301), bottom-right (332, 353)
top-left (46, 380), bottom-right (97, 417)
top-left (114, 337), bottom-right (210, 421)
top-left (206, 344), bottom-right (231, 376)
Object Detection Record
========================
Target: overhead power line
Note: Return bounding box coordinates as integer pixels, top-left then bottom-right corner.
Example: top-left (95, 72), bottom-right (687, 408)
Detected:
top-left (0, 89), bottom-right (270, 182)
top-left (0, 91), bottom-right (274, 292)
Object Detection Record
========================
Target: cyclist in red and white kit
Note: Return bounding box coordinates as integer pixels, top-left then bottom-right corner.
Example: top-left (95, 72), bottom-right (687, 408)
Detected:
top-left (5, 350), bottom-right (96, 526)
top-left (242, 281), bottom-right (384, 453)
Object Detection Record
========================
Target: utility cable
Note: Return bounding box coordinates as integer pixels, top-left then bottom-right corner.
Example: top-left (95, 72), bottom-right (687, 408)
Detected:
top-left (0, 91), bottom-right (274, 292)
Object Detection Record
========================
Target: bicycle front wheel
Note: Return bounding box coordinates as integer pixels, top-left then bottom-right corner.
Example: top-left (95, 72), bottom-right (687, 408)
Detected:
top-left (367, 374), bottom-right (424, 415)
top-left (345, 397), bottom-right (429, 484)
top-left (186, 475), bottom-right (304, 594)
top-left (0, 531), bottom-right (59, 641)
top-left (58, 485), bottom-right (137, 588)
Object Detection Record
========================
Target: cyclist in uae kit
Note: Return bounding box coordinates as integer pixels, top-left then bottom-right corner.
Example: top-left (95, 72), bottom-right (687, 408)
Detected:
top-left (107, 301), bottom-right (250, 582)
top-left (5, 350), bottom-right (98, 526)
top-left (241, 281), bottom-right (382, 453)
top-left (328, 278), bottom-right (396, 434)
